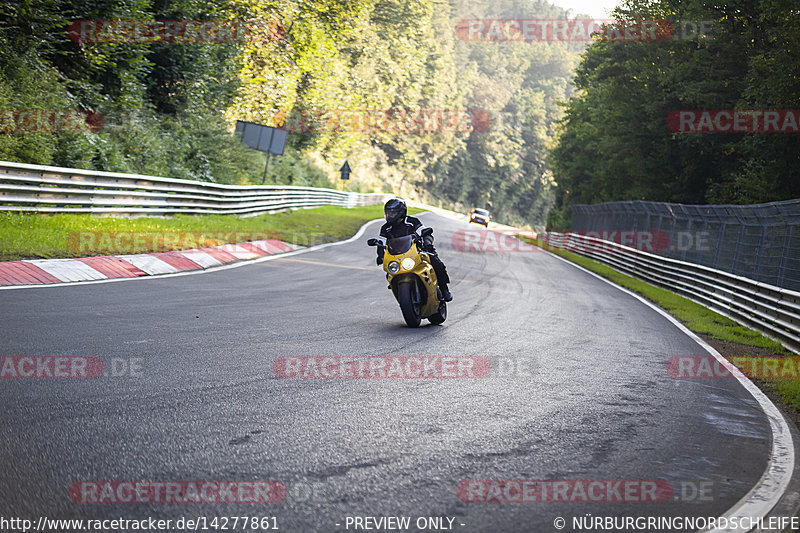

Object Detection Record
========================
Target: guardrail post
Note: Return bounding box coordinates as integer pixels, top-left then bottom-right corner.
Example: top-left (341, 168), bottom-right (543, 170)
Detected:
top-left (778, 225), bottom-right (793, 288)
top-left (753, 224), bottom-right (767, 280)
top-left (678, 205), bottom-right (690, 263)
top-left (714, 222), bottom-right (726, 269)
top-left (696, 218), bottom-right (709, 265)
top-left (729, 205), bottom-right (747, 276)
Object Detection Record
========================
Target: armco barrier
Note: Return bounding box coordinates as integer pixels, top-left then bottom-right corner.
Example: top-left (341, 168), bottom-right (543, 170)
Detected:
top-left (570, 200), bottom-right (800, 292)
top-left (543, 232), bottom-right (800, 354)
top-left (0, 161), bottom-right (388, 215)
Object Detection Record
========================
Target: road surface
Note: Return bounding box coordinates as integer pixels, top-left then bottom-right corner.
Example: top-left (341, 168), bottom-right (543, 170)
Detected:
top-left (0, 213), bottom-right (774, 532)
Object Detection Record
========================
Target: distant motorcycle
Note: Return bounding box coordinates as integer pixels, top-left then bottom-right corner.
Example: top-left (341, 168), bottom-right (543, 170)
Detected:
top-left (368, 229), bottom-right (447, 328)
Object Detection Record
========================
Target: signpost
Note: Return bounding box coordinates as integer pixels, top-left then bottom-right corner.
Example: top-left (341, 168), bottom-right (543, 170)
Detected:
top-left (235, 120), bottom-right (288, 183)
top-left (339, 160), bottom-right (351, 181)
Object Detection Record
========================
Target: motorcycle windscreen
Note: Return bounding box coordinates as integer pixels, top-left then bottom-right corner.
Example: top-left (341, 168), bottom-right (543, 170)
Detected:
top-left (386, 235), bottom-right (413, 255)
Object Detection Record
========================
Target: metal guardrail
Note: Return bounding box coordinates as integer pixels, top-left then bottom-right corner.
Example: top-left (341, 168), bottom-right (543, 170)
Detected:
top-left (542, 232), bottom-right (800, 354)
top-left (570, 199), bottom-right (800, 292)
top-left (0, 161), bottom-right (388, 215)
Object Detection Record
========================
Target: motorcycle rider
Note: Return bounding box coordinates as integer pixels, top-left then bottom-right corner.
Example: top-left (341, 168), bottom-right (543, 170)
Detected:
top-left (375, 198), bottom-right (452, 302)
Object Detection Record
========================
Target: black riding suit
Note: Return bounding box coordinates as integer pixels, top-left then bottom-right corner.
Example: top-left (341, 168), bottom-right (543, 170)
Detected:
top-left (376, 216), bottom-right (450, 286)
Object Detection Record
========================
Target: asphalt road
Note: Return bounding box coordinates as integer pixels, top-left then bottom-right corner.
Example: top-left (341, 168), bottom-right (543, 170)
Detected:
top-left (0, 213), bottom-right (774, 532)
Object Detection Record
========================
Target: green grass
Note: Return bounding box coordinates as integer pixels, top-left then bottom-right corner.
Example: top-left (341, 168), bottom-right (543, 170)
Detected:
top-left (0, 206), bottom-right (423, 260)
top-left (522, 236), bottom-right (787, 352)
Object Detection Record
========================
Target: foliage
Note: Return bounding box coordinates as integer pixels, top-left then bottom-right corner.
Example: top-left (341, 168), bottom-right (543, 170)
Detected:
top-left (0, 0), bottom-right (583, 228)
top-left (548, 0), bottom-right (800, 227)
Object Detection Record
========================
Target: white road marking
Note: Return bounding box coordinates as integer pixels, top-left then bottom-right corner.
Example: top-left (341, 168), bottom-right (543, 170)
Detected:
top-left (3, 212), bottom-right (794, 531)
top-left (544, 251), bottom-right (794, 533)
top-left (121, 254), bottom-right (179, 275)
top-left (177, 251), bottom-right (223, 269)
top-left (24, 259), bottom-right (107, 282)
top-left (218, 243), bottom-right (262, 260)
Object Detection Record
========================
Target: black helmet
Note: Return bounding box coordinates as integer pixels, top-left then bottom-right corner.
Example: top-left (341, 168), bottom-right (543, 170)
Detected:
top-left (384, 197), bottom-right (407, 223)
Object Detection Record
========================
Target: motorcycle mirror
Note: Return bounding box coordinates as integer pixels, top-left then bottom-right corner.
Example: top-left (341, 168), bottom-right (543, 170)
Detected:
top-left (367, 238), bottom-right (379, 246)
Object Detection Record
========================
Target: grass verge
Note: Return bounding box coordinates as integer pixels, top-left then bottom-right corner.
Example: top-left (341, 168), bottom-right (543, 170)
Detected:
top-left (523, 235), bottom-right (800, 419)
top-left (0, 206), bottom-right (423, 261)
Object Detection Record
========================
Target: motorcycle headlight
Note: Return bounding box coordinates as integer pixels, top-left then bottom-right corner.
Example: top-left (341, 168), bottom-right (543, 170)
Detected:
top-left (387, 261), bottom-right (400, 274)
top-left (401, 258), bottom-right (415, 270)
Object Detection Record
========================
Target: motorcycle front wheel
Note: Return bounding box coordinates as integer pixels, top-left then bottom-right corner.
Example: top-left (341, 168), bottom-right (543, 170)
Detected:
top-left (397, 280), bottom-right (422, 328)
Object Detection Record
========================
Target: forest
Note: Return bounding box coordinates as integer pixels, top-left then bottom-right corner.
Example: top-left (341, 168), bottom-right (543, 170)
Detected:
top-left (0, 0), bottom-right (580, 228)
top-left (547, 0), bottom-right (800, 228)
top-left (2, 0), bottom-right (796, 229)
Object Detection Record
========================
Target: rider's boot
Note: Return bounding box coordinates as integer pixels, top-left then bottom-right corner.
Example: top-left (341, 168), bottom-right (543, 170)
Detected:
top-left (439, 283), bottom-right (452, 302)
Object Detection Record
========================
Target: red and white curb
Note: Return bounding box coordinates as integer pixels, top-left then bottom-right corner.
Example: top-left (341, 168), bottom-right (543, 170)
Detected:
top-left (0, 239), bottom-right (301, 287)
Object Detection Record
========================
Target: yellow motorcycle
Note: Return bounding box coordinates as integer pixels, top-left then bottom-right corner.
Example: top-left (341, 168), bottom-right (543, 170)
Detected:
top-left (368, 231), bottom-right (447, 327)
